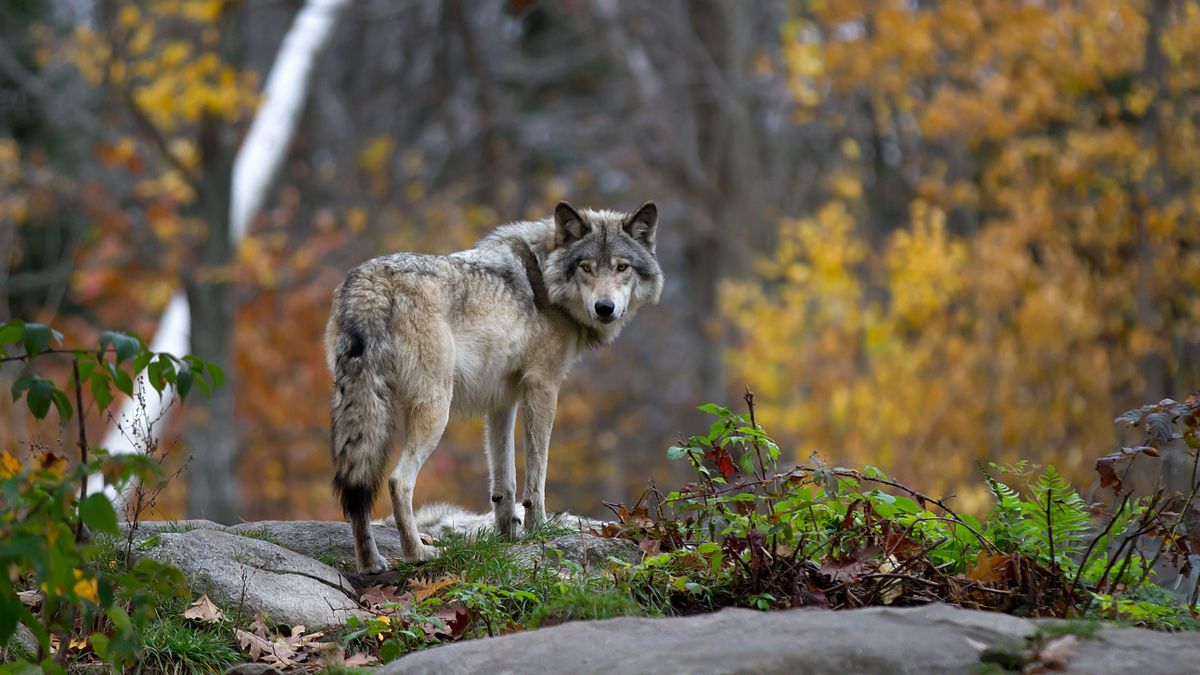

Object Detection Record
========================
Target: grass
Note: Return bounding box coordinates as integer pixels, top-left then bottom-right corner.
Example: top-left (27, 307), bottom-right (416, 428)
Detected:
top-left (139, 613), bottom-right (241, 675)
top-left (386, 520), bottom-right (578, 584)
top-left (527, 583), bottom-right (651, 627)
top-left (231, 526), bottom-right (281, 545)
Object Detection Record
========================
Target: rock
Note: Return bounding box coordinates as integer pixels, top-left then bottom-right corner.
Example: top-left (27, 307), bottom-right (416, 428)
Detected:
top-left (117, 519), bottom-right (225, 542)
top-left (7, 623), bottom-right (38, 657)
top-left (137, 528), bottom-right (364, 629)
top-left (225, 520), bottom-right (408, 571)
top-left (512, 533), bottom-right (641, 570)
top-left (224, 664), bottom-right (284, 675)
top-left (378, 603), bottom-right (1200, 675)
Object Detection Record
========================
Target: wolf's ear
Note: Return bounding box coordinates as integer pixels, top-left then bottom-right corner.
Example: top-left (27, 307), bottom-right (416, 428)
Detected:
top-left (554, 201), bottom-right (589, 247)
top-left (623, 201), bottom-right (658, 252)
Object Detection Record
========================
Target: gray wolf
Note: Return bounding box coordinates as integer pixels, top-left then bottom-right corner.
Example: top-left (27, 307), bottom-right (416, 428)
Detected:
top-left (327, 201), bottom-right (662, 573)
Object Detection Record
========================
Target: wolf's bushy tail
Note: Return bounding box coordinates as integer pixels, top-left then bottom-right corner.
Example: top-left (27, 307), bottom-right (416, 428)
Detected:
top-left (330, 281), bottom-right (395, 521)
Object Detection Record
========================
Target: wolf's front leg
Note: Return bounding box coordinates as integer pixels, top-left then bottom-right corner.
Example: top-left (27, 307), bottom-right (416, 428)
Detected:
top-left (521, 385), bottom-right (558, 533)
top-left (485, 404), bottom-right (521, 538)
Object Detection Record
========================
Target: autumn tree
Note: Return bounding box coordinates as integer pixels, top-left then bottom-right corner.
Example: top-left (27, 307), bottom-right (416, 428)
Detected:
top-left (725, 0), bottom-right (1200, 508)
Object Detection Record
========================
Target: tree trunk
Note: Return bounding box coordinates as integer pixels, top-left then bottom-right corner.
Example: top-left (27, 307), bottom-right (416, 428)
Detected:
top-left (183, 112), bottom-right (239, 523)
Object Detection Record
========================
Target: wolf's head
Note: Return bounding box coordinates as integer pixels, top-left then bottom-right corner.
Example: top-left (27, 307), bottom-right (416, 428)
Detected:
top-left (543, 200), bottom-right (663, 344)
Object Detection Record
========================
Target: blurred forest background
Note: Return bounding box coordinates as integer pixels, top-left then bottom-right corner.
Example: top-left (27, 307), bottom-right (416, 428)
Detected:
top-left (2, 0), bottom-right (1199, 522)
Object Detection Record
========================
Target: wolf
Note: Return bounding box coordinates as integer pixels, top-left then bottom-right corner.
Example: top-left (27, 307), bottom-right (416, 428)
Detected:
top-left (327, 201), bottom-right (662, 573)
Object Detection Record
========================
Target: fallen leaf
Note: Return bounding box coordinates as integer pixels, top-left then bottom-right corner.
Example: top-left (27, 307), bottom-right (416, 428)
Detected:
top-left (425, 601), bottom-right (470, 638)
top-left (638, 538), bottom-right (662, 556)
top-left (409, 575), bottom-right (458, 603)
top-left (236, 627), bottom-right (291, 666)
top-left (249, 614), bottom-right (272, 638)
top-left (344, 652), bottom-right (379, 666)
top-left (967, 551), bottom-right (1010, 583)
top-left (181, 594), bottom-right (225, 624)
top-left (1033, 634), bottom-right (1077, 670)
top-left (18, 590), bottom-right (42, 608)
top-left (361, 584), bottom-right (412, 611)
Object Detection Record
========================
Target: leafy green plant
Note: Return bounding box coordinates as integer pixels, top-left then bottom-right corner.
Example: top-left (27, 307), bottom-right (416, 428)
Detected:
top-left (604, 391), bottom-right (1196, 624)
top-left (0, 319), bottom-right (221, 672)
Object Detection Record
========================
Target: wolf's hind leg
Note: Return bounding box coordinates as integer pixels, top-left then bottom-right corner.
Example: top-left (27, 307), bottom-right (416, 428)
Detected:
top-left (389, 397), bottom-right (450, 562)
top-left (485, 404), bottom-right (520, 538)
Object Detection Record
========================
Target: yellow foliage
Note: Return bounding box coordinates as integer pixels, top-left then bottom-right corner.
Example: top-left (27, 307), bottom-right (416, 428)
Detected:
top-left (0, 452), bottom-right (21, 478)
top-left (358, 135), bottom-right (396, 176)
top-left (73, 570), bottom-right (98, 603)
top-left (739, 0), bottom-right (1200, 498)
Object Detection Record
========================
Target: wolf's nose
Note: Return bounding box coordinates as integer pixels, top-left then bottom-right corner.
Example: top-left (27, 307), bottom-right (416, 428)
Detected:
top-left (595, 299), bottom-right (615, 317)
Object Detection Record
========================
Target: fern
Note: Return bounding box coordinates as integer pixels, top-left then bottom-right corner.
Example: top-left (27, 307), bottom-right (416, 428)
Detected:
top-left (982, 469), bottom-right (1022, 513)
top-left (1027, 465), bottom-right (1090, 565)
top-left (980, 467), bottom-right (1035, 553)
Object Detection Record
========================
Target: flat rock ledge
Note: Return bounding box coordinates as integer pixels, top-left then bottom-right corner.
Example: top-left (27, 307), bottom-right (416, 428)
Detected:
top-left (136, 528), bottom-right (364, 629)
top-left (379, 604), bottom-right (1200, 675)
top-left (125, 519), bottom-right (636, 630)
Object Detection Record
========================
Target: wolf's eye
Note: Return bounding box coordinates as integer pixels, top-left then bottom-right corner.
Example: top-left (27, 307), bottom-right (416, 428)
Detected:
top-left (580, 262), bottom-right (593, 274)
top-left (616, 263), bottom-right (629, 272)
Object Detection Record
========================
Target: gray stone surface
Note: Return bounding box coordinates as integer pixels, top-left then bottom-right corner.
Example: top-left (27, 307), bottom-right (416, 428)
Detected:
top-left (224, 665), bottom-right (284, 675)
top-left (225, 519), bottom-right (407, 571)
top-left (379, 603), bottom-right (1200, 675)
top-left (118, 519), bottom-right (225, 542)
top-left (7, 623), bottom-right (38, 657)
top-left (137, 528), bottom-right (364, 629)
top-left (512, 533), bottom-right (642, 570)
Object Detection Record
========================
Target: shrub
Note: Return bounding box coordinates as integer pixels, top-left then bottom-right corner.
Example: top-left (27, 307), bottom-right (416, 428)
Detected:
top-left (0, 320), bottom-right (220, 672)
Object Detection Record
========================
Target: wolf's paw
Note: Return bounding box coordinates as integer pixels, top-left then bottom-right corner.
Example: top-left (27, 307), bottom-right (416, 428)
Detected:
top-left (357, 553), bottom-right (390, 575)
top-left (523, 508), bottom-right (546, 534)
top-left (494, 512), bottom-right (522, 539)
top-left (401, 542), bottom-right (437, 563)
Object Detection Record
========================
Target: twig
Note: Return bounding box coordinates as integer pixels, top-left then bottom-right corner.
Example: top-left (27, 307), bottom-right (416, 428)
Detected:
top-left (1044, 487), bottom-right (1055, 569)
top-left (1071, 491), bottom-right (1130, 597)
top-left (72, 360), bottom-right (90, 543)
top-left (744, 388), bottom-right (768, 482)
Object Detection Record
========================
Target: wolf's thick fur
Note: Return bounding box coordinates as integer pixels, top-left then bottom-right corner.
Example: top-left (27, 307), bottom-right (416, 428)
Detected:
top-left (328, 201), bottom-right (662, 573)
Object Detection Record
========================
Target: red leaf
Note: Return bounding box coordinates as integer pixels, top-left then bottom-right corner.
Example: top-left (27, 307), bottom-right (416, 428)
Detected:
top-left (704, 446), bottom-right (738, 479)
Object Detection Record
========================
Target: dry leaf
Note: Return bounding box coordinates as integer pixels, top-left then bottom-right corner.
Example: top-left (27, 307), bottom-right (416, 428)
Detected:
top-left (344, 652), bottom-right (379, 667)
top-left (181, 594), bottom-right (225, 624)
top-left (409, 575), bottom-right (458, 603)
top-left (247, 614), bottom-right (267, 636)
top-left (967, 551), bottom-right (1010, 583)
top-left (235, 628), bottom-right (297, 668)
top-left (18, 590), bottom-right (42, 608)
top-left (1033, 635), bottom-right (1078, 670)
top-left (361, 584), bottom-right (407, 607)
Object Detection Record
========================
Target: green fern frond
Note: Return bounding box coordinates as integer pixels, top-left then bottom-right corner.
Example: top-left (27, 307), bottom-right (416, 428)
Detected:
top-left (981, 467), bottom-right (1021, 513)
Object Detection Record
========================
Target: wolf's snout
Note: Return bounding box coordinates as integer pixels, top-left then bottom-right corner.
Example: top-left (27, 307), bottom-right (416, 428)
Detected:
top-left (594, 299), bottom-right (616, 318)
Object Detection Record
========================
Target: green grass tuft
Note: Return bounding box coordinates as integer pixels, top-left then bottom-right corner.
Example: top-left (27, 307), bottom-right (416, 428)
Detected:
top-left (231, 526), bottom-right (280, 545)
top-left (528, 584), bottom-right (651, 627)
top-left (139, 615), bottom-right (241, 675)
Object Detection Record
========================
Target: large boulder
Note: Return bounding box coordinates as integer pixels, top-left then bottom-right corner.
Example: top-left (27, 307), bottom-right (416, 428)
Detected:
top-left (118, 519), bottom-right (225, 543)
top-left (137, 528), bottom-right (364, 629)
top-left (512, 533), bottom-right (642, 570)
top-left (225, 520), bottom-right (407, 571)
top-left (379, 603), bottom-right (1200, 675)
